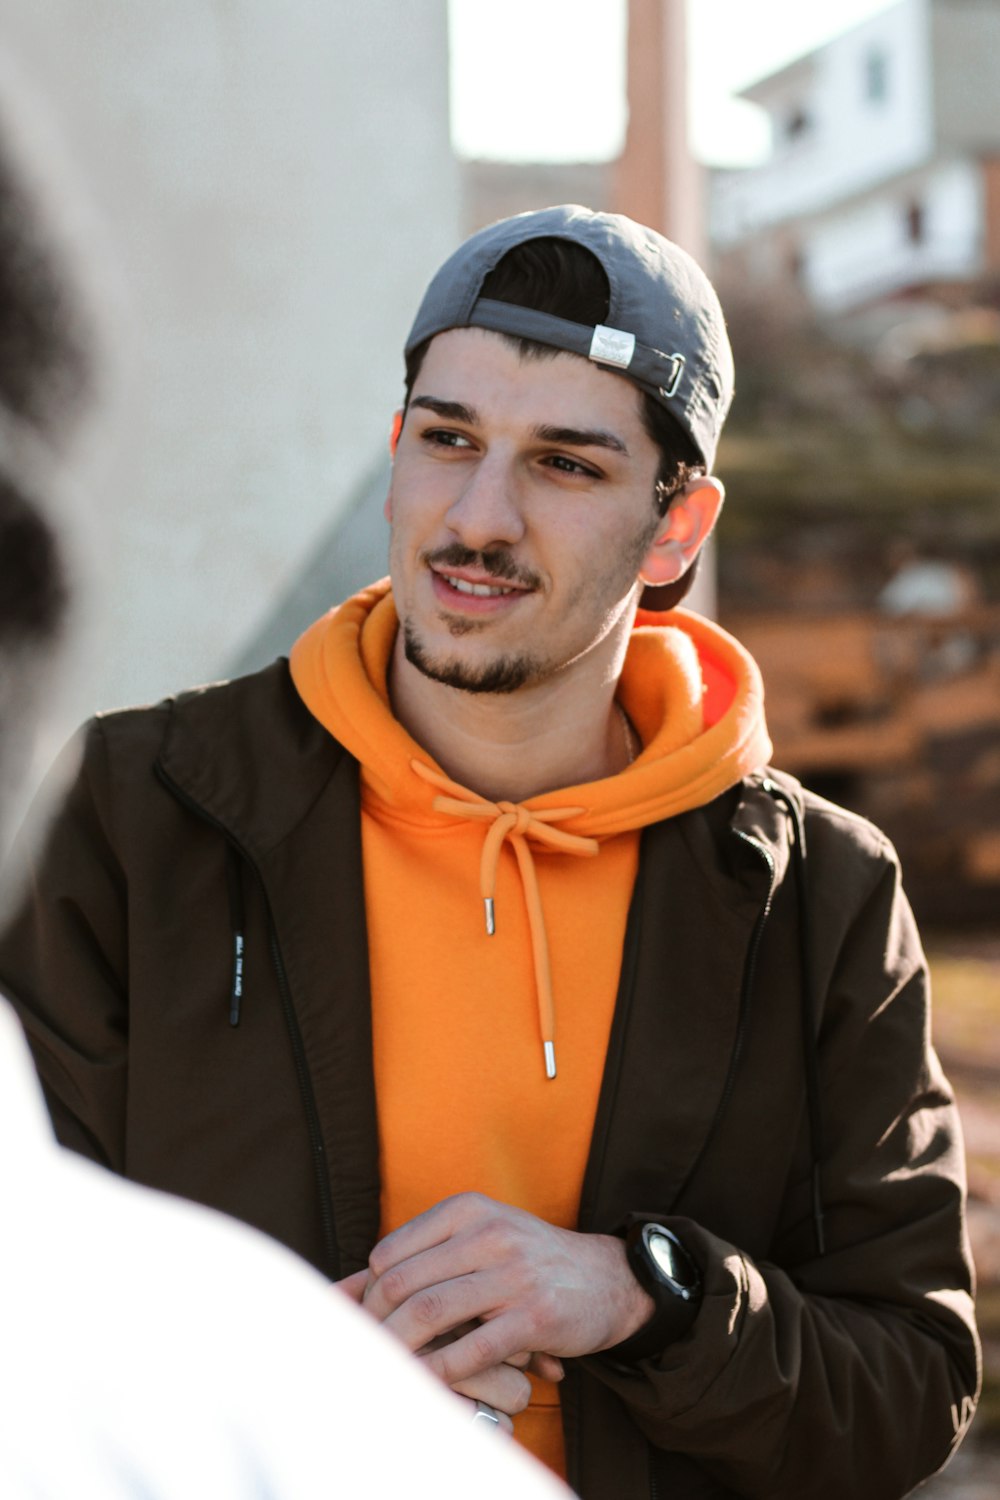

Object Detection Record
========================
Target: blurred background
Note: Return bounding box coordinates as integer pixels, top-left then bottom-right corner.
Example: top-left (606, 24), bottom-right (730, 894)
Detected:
top-left (3, 1), bottom-right (998, 1487)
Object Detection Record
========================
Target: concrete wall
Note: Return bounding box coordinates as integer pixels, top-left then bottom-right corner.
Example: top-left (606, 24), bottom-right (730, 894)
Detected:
top-left (2, 1), bottom-right (459, 731)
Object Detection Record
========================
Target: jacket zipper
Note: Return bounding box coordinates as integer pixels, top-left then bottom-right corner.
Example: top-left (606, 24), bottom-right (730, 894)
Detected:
top-left (153, 763), bottom-right (340, 1280)
top-left (715, 829), bottom-right (776, 1128)
top-left (647, 827), bottom-right (776, 1500)
top-left (565, 858), bottom-right (647, 1497)
top-left (655, 827), bottom-right (776, 1235)
top-left (570, 826), bottom-right (777, 1497)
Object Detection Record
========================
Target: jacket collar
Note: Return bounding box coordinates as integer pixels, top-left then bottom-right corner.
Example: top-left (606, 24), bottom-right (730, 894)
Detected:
top-left (730, 771), bottom-right (797, 890)
top-left (155, 660), bottom-right (345, 860)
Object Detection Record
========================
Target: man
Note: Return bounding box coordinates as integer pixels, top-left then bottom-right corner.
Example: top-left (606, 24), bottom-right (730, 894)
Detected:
top-left (0, 65), bottom-right (566, 1498)
top-left (0, 205), bottom-right (980, 1498)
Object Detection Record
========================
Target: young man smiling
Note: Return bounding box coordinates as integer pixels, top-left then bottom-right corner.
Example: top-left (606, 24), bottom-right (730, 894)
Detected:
top-left (0, 206), bottom-right (980, 1498)
top-left (385, 324), bottom-right (720, 796)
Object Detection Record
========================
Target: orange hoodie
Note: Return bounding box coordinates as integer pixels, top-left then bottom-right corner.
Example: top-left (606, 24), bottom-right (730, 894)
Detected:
top-left (291, 579), bottom-right (771, 1478)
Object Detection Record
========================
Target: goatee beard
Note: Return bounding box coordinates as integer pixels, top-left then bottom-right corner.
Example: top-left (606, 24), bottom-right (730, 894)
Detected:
top-left (402, 621), bottom-right (540, 695)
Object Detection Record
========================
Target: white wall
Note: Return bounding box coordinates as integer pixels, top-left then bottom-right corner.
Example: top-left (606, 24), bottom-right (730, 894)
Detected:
top-left (714, 0), bottom-right (934, 244)
top-left (802, 158), bottom-right (983, 311)
top-left (2, 1), bottom-right (460, 730)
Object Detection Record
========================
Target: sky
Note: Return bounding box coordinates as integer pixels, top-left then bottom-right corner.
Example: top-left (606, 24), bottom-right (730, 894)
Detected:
top-left (449, 0), bottom-right (900, 167)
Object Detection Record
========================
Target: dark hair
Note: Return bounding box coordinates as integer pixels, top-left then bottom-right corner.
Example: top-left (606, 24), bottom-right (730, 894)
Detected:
top-left (404, 237), bottom-right (705, 608)
top-left (0, 142), bottom-right (92, 441)
top-left (0, 123), bottom-right (92, 653)
top-left (0, 475), bottom-right (66, 646)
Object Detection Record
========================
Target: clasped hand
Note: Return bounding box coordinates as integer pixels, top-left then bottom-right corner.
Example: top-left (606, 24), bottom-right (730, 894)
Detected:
top-left (338, 1192), bottom-right (654, 1423)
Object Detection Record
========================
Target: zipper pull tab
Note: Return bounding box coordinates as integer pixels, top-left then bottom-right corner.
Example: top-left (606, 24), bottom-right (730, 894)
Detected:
top-left (225, 844), bottom-right (247, 1028)
top-left (230, 932), bottom-right (245, 1027)
top-left (484, 897), bottom-right (496, 936)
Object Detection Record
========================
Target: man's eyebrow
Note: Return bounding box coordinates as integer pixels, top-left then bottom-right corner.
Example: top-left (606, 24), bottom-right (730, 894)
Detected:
top-left (409, 396), bottom-right (478, 423)
top-left (409, 399), bottom-right (629, 456)
top-left (534, 424), bottom-right (629, 455)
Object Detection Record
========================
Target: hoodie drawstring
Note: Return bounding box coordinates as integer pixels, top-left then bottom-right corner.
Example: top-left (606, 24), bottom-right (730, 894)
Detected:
top-left (411, 761), bottom-right (599, 1079)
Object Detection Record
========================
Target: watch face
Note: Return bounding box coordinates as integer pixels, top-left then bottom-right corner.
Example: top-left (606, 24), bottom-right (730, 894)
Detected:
top-left (645, 1227), bottom-right (699, 1293)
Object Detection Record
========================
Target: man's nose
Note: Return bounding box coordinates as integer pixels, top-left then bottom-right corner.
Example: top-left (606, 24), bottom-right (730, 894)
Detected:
top-left (445, 451), bottom-right (526, 551)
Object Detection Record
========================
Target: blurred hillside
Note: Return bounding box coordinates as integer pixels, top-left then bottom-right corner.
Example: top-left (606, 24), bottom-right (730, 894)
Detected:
top-left (715, 286), bottom-right (1000, 926)
top-left (716, 284), bottom-right (1000, 604)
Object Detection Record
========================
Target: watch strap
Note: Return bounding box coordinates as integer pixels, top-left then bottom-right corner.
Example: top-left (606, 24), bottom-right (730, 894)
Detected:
top-left (601, 1220), bottom-right (701, 1365)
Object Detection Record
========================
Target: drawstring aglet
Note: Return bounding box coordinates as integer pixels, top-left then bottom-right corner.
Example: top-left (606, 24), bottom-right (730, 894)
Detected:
top-left (544, 1041), bottom-right (557, 1080)
top-left (484, 897), bottom-right (496, 936)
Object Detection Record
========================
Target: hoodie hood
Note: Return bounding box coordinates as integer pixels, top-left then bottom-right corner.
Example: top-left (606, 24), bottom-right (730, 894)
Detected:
top-left (291, 581), bottom-right (771, 1081)
top-left (290, 578), bottom-right (772, 837)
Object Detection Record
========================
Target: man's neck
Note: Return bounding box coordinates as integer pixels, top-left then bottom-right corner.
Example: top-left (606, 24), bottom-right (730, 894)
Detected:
top-left (388, 640), bottom-right (633, 804)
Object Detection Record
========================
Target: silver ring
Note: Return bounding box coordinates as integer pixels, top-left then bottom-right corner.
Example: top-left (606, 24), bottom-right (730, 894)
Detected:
top-left (471, 1400), bottom-right (502, 1430)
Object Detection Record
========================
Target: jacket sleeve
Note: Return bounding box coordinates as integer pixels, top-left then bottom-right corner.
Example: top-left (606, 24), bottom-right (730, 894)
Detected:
top-left (585, 831), bottom-right (981, 1499)
top-left (0, 718), bottom-right (130, 1170)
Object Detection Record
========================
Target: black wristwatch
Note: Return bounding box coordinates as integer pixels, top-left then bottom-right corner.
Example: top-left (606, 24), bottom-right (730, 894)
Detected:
top-left (603, 1221), bottom-right (702, 1365)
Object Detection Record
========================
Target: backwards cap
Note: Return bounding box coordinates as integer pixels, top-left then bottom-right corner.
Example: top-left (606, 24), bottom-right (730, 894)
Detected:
top-left (405, 204), bottom-right (734, 470)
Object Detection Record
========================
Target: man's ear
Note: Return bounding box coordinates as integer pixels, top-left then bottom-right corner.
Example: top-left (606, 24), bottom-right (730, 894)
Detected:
top-left (389, 409), bottom-right (403, 457)
top-left (638, 476), bottom-right (725, 588)
top-left (384, 411), bottom-right (404, 520)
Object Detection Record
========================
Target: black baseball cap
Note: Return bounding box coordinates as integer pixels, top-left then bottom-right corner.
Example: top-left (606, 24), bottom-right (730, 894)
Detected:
top-left (405, 204), bottom-right (734, 470)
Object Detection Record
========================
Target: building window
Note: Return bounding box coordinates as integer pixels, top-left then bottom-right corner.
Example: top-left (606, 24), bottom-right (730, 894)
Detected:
top-left (785, 107), bottom-right (811, 143)
top-left (905, 200), bottom-right (926, 244)
top-left (865, 48), bottom-right (889, 103)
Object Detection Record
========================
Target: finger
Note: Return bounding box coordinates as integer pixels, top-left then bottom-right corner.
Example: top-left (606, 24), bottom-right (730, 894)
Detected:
top-left (336, 1269), bottom-right (370, 1304)
top-left (448, 1361), bottom-right (532, 1417)
top-left (506, 1349), bottom-right (563, 1379)
top-left (381, 1271), bottom-right (503, 1354)
top-left (416, 1319), bottom-right (479, 1356)
top-left (363, 1227), bottom-right (491, 1322)
top-left (369, 1194), bottom-right (490, 1283)
top-left (420, 1310), bottom-right (531, 1386)
top-left (527, 1351), bottom-right (565, 1382)
top-left (458, 1396), bottom-right (514, 1437)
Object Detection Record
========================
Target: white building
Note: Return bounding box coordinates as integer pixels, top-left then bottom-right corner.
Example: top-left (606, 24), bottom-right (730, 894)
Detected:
top-left (3, 1), bottom-right (459, 740)
top-left (711, 0), bottom-right (1000, 316)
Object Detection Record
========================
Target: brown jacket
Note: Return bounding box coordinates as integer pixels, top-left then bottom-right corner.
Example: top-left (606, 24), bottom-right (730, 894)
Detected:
top-left (0, 661), bottom-right (980, 1499)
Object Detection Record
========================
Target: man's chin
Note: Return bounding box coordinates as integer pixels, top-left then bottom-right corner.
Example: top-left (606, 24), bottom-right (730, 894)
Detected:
top-left (402, 624), bottom-right (538, 696)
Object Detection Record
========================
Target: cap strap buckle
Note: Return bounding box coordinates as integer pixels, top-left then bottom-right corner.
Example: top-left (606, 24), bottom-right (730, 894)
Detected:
top-left (659, 354), bottom-right (686, 400)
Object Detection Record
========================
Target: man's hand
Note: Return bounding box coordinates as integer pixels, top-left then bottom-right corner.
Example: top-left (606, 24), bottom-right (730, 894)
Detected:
top-left (338, 1268), bottom-right (536, 1428)
top-left (345, 1193), bottom-right (655, 1392)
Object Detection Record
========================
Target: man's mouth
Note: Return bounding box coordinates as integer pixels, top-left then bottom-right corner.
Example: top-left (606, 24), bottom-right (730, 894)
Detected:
top-left (439, 573), bottom-right (521, 599)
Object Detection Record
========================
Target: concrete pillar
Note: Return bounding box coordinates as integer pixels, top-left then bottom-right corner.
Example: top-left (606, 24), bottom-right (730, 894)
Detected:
top-left (613, 0), bottom-right (716, 616)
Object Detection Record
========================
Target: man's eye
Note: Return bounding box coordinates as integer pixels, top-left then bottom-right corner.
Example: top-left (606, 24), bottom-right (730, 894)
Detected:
top-left (546, 454), bottom-right (598, 477)
top-left (423, 428), bottom-right (472, 450)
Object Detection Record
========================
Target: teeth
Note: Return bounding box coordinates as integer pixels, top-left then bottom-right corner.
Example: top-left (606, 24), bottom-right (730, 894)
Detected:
top-left (443, 574), bottom-right (516, 598)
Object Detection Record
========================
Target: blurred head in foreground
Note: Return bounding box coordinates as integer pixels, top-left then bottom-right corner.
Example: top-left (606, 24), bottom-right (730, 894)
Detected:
top-left (0, 52), bottom-right (569, 1500)
top-left (0, 57), bottom-right (98, 852)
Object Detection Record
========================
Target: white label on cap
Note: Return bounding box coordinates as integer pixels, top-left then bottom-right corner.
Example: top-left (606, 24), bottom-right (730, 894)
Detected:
top-left (589, 325), bottom-right (636, 369)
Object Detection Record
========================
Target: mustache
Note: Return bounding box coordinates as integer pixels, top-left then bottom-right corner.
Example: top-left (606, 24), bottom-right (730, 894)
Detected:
top-left (424, 544), bottom-right (541, 590)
